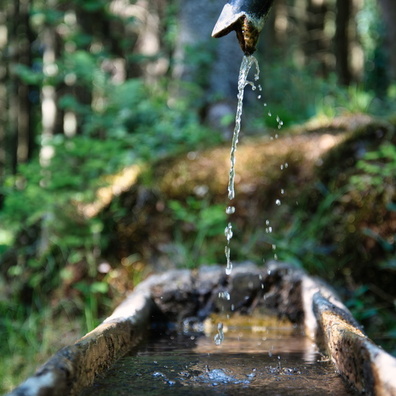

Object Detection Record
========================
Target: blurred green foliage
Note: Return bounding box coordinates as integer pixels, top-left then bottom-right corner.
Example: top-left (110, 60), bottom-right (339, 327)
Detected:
top-left (350, 143), bottom-right (396, 191)
top-left (168, 197), bottom-right (227, 268)
top-left (2, 0), bottom-right (396, 392)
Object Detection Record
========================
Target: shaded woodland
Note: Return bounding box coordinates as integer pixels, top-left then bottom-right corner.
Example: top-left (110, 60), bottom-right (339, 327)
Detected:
top-left (1, 0), bottom-right (396, 392)
top-left (2, 0), bottom-right (396, 170)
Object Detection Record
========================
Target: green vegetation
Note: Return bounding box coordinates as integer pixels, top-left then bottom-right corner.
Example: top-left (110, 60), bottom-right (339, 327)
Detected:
top-left (1, 0), bottom-right (396, 393)
top-left (168, 197), bottom-right (227, 268)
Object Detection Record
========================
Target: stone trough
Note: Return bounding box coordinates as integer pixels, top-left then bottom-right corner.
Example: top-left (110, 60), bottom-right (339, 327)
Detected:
top-left (8, 262), bottom-right (396, 396)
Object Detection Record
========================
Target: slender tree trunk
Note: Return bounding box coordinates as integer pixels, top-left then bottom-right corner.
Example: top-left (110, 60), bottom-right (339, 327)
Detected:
top-left (304, 0), bottom-right (329, 76)
top-left (18, 0), bottom-right (35, 163)
top-left (377, 0), bottom-right (396, 80)
top-left (334, 0), bottom-right (363, 85)
top-left (0, 7), bottom-right (7, 180)
top-left (7, 0), bottom-right (36, 173)
top-left (334, 0), bottom-right (352, 85)
top-left (8, 1), bottom-right (20, 173)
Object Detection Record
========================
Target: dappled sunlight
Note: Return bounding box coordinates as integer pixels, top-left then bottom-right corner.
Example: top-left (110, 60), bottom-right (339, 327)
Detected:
top-left (159, 130), bottom-right (346, 200)
top-left (77, 164), bottom-right (142, 218)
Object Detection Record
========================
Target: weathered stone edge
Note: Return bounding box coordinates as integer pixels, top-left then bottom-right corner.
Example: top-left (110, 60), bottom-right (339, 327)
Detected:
top-left (312, 292), bottom-right (396, 396)
top-left (7, 288), bottom-right (154, 396)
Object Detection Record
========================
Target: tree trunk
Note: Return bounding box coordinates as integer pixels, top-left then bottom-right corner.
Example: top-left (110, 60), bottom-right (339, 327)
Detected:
top-left (304, 0), bottom-right (329, 76)
top-left (334, 0), bottom-right (352, 85)
top-left (18, 0), bottom-right (35, 163)
top-left (377, 0), bottom-right (396, 80)
top-left (0, 6), bottom-right (8, 180)
top-left (6, 0), bottom-right (36, 173)
top-left (173, 0), bottom-right (242, 113)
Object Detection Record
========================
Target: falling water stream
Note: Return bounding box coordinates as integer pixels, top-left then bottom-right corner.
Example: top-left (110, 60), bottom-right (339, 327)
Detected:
top-left (216, 56), bottom-right (260, 346)
top-left (227, 55), bottom-right (260, 202)
top-left (225, 55), bottom-right (260, 277)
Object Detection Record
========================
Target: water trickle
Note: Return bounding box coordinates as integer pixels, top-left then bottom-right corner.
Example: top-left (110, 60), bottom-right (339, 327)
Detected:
top-left (225, 245), bottom-right (232, 275)
top-left (224, 222), bottom-right (233, 276)
top-left (223, 55), bottom-right (260, 282)
top-left (227, 55), bottom-right (260, 201)
top-left (214, 322), bottom-right (225, 346)
top-left (217, 56), bottom-right (261, 346)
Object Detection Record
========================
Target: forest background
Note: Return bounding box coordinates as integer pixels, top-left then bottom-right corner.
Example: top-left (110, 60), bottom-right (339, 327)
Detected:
top-left (1, 0), bottom-right (396, 392)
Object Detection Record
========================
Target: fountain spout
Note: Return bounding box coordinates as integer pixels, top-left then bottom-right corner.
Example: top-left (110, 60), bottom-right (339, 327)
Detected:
top-left (212, 0), bottom-right (274, 55)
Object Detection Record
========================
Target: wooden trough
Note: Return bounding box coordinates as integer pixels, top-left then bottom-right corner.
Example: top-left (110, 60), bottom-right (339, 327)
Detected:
top-left (7, 262), bottom-right (396, 396)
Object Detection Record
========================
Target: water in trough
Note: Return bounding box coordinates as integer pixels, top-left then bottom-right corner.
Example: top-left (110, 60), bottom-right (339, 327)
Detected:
top-left (81, 319), bottom-right (355, 395)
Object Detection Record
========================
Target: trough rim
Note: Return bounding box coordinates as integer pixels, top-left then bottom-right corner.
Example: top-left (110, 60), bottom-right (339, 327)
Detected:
top-left (7, 262), bottom-right (396, 396)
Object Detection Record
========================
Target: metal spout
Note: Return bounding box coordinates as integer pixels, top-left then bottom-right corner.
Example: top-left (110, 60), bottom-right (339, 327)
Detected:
top-left (212, 0), bottom-right (274, 55)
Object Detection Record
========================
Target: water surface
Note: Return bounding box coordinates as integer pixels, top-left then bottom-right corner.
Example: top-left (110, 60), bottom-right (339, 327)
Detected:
top-left (82, 326), bottom-right (356, 395)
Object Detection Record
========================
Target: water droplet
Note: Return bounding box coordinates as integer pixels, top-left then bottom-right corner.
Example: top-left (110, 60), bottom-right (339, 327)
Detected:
top-left (219, 291), bottom-right (231, 300)
top-left (276, 199), bottom-right (281, 206)
top-left (263, 102), bottom-right (267, 107)
top-left (281, 189), bottom-right (285, 195)
top-left (224, 223), bottom-right (233, 242)
top-left (214, 322), bottom-right (224, 345)
top-left (226, 206), bottom-right (236, 215)
top-left (268, 111), bottom-right (272, 117)
top-left (257, 94), bottom-right (262, 99)
top-left (266, 219), bottom-right (270, 225)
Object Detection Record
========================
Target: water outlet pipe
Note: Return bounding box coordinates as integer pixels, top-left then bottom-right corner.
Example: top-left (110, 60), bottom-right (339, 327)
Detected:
top-left (212, 0), bottom-right (275, 55)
